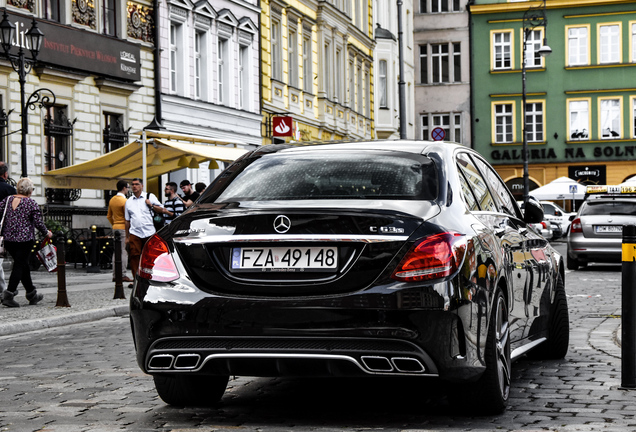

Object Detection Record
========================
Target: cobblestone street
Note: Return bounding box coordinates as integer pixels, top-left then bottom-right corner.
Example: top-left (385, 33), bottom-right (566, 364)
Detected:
top-left (0, 242), bottom-right (633, 431)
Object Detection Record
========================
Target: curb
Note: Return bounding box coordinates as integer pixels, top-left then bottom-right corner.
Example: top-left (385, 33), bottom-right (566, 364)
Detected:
top-left (0, 304), bottom-right (130, 337)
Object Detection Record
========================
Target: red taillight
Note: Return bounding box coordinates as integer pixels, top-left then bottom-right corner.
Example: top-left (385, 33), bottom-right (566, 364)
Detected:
top-left (570, 218), bottom-right (582, 233)
top-left (392, 232), bottom-right (467, 283)
top-left (540, 221), bottom-right (547, 229)
top-left (139, 235), bottom-right (179, 282)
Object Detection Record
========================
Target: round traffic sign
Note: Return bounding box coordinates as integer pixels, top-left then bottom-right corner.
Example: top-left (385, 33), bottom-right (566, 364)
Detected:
top-left (431, 127), bottom-right (446, 141)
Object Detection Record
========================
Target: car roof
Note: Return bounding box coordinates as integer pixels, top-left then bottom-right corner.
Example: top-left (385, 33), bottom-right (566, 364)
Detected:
top-left (255, 140), bottom-right (465, 156)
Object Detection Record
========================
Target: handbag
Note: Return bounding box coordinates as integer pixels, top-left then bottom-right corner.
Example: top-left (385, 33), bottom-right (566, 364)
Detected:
top-left (0, 198), bottom-right (9, 258)
top-left (36, 238), bottom-right (58, 272)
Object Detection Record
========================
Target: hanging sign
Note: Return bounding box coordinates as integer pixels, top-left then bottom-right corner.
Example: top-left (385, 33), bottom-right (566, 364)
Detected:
top-left (272, 116), bottom-right (293, 137)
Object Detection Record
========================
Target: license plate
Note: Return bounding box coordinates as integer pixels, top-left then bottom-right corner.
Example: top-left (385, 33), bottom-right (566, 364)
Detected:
top-left (595, 225), bottom-right (622, 233)
top-left (231, 247), bottom-right (338, 272)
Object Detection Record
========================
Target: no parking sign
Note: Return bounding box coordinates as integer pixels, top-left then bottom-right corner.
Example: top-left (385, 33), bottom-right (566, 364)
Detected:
top-left (431, 127), bottom-right (446, 141)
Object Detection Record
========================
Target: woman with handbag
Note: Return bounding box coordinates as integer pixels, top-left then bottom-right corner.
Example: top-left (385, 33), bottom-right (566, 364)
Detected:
top-left (0, 178), bottom-right (52, 307)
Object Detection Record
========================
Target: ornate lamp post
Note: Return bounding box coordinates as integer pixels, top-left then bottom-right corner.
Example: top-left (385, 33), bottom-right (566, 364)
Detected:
top-left (0, 9), bottom-right (55, 178)
top-left (521, 0), bottom-right (551, 209)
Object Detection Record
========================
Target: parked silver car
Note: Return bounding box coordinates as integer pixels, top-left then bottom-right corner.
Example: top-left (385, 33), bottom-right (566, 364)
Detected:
top-left (567, 187), bottom-right (636, 269)
top-left (541, 201), bottom-right (575, 237)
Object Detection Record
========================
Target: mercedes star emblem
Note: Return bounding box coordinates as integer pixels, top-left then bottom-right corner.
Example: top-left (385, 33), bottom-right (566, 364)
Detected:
top-left (274, 215), bottom-right (291, 233)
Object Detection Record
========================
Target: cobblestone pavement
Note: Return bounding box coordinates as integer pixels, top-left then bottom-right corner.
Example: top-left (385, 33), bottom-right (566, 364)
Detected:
top-left (0, 242), bottom-right (633, 431)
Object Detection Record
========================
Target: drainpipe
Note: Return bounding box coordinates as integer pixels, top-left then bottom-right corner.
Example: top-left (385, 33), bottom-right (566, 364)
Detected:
top-left (146, 0), bottom-right (163, 130)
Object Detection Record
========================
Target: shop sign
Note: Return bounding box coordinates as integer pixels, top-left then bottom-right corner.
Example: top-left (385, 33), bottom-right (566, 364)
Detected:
top-left (569, 165), bottom-right (606, 185)
top-left (5, 11), bottom-right (140, 81)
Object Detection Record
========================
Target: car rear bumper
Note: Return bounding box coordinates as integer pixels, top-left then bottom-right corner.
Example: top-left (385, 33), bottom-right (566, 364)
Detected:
top-left (130, 279), bottom-right (488, 382)
top-left (567, 235), bottom-right (621, 262)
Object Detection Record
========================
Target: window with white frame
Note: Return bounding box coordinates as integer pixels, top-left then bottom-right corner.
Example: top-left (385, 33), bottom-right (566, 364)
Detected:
top-left (336, 49), bottom-right (343, 102)
top-left (357, 63), bottom-right (363, 113)
top-left (493, 31), bottom-right (512, 70)
top-left (420, 113), bottom-right (462, 143)
top-left (525, 102), bottom-right (544, 142)
top-left (365, 68), bottom-right (370, 117)
top-left (568, 26), bottom-right (588, 66)
top-left (103, 0), bottom-right (117, 36)
top-left (348, 55), bottom-right (355, 107)
top-left (494, 103), bottom-right (514, 143)
top-left (420, 42), bottom-right (460, 84)
top-left (169, 22), bottom-right (182, 94)
top-left (379, 60), bottom-right (387, 108)
top-left (419, 45), bottom-right (427, 84)
top-left (632, 23), bottom-right (636, 62)
top-left (271, 18), bottom-right (282, 80)
top-left (600, 98), bottom-right (621, 139)
top-left (633, 98), bottom-right (636, 137)
top-left (303, 33), bottom-right (312, 93)
top-left (599, 24), bottom-right (620, 64)
top-left (195, 32), bottom-right (203, 100)
top-left (432, 44), bottom-right (449, 83)
top-left (524, 29), bottom-right (543, 67)
top-left (419, 0), bottom-right (460, 13)
top-left (218, 37), bottom-right (228, 105)
top-left (239, 45), bottom-right (249, 110)
top-left (45, 0), bottom-right (62, 22)
top-left (324, 41), bottom-right (331, 98)
top-left (288, 28), bottom-right (298, 87)
top-left (569, 100), bottom-right (589, 140)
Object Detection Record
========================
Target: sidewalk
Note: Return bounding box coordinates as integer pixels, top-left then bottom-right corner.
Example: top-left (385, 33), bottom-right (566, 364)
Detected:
top-left (0, 263), bottom-right (130, 336)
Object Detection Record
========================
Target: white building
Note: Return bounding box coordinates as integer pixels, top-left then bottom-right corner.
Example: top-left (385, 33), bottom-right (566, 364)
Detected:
top-left (373, 0), bottom-right (415, 140)
top-left (158, 0), bottom-right (261, 187)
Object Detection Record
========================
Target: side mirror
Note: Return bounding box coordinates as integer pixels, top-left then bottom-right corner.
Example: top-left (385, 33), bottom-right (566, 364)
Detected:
top-left (555, 210), bottom-right (562, 216)
top-left (522, 196), bottom-right (544, 224)
top-left (569, 214), bottom-right (576, 221)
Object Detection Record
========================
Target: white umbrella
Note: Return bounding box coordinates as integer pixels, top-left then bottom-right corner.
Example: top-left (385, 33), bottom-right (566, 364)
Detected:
top-left (530, 177), bottom-right (585, 201)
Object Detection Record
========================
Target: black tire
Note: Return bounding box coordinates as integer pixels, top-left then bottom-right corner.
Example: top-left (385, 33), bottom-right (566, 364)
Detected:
top-left (454, 290), bottom-right (511, 415)
top-left (528, 273), bottom-right (569, 360)
top-left (566, 253), bottom-right (579, 270)
top-left (153, 374), bottom-right (229, 407)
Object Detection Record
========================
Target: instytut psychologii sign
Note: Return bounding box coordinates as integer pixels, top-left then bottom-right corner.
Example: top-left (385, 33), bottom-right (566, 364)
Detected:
top-left (5, 11), bottom-right (141, 82)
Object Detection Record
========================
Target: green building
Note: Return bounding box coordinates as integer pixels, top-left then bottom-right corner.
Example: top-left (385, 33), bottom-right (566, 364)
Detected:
top-left (470, 0), bottom-right (636, 203)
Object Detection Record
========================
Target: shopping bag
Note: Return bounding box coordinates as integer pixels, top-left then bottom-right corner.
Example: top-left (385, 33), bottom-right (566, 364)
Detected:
top-left (37, 238), bottom-right (58, 272)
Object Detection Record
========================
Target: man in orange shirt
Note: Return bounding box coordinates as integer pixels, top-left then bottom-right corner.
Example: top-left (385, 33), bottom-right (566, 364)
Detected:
top-left (107, 180), bottom-right (132, 283)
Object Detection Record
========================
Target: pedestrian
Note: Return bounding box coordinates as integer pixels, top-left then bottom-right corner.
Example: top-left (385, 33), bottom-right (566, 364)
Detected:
top-left (107, 180), bottom-right (133, 283)
top-left (0, 162), bottom-right (16, 295)
top-left (162, 182), bottom-right (186, 225)
top-left (195, 182), bottom-right (206, 194)
top-left (0, 178), bottom-right (52, 308)
top-left (180, 180), bottom-right (200, 207)
top-left (125, 178), bottom-right (163, 288)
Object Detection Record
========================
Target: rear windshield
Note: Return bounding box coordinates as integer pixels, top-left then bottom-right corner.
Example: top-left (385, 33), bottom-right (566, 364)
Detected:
top-left (215, 152), bottom-right (438, 202)
top-left (580, 200), bottom-right (636, 216)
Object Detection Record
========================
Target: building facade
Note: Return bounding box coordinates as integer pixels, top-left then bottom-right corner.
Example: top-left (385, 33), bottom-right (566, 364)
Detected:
top-left (261, 0), bottom-right (375, 144)
top-left (414, 0), bottom-right (471, 145)
top-left (158, 0), bottom-right (261, 186)
top-left (373, 0), bottom-right (415, 139)
top-left (470, 0), bottom-right (636, 202)
top-left (0, 0), bottom-right (155, 213)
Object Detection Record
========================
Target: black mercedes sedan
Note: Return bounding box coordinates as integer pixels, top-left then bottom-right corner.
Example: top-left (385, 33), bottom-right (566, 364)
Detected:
top-left (130, 141), bottom-right (569, 414)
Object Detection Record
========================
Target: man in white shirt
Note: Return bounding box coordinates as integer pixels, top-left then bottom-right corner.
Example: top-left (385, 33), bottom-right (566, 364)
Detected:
top-left (124, 178), bottom-right (163, 284)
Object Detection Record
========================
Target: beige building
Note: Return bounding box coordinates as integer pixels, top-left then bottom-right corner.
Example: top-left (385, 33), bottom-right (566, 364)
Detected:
top-left (414, 0), bottom-right (471, 145)
top-left (260, 0), bottom-right (375, 144)
top-left (0, 0), bottom-right (155, 227)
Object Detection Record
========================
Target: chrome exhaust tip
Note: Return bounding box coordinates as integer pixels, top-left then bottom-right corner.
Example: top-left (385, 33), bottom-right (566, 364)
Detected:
top-left (360, 356), bottom-right (393, 372)
top-left (392, 357), bottom-right (425, 373)
top-left (148, 354), bottom-right (175, 370)
top-left (174, 354), bottom-right (201, 369)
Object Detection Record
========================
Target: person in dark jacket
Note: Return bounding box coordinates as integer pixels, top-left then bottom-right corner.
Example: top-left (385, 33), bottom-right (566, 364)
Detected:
top-left (0, 178), bottom-right (52, 307)
top-left (0, 162), bottom-right (16, 295)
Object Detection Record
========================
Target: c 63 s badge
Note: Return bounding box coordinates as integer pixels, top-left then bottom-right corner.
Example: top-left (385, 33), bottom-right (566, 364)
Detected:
top-left (370, 226), bottom-right (405, 234)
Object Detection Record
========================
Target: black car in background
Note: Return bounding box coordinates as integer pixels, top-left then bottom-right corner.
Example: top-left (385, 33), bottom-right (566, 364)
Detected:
top-left (130, 141), bottom-right (569, 414)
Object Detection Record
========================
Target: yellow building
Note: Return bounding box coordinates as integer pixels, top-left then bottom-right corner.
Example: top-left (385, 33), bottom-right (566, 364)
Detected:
top-left (260, 0), bottom-right (375, 144)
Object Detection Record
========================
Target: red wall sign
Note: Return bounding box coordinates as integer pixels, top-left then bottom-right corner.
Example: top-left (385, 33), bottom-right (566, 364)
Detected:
top-left (273, 116), bottom-right (293, 137)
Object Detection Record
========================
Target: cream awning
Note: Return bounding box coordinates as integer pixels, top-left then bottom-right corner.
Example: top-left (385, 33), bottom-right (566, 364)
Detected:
top-left (42, 133), bottom-right (248, 190)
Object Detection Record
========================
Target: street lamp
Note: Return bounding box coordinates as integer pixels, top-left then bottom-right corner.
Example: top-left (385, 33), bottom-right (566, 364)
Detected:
top-left (0, 8), bottom-right (55, 178)
top-left (521, 0), bottom-right (551, 210)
